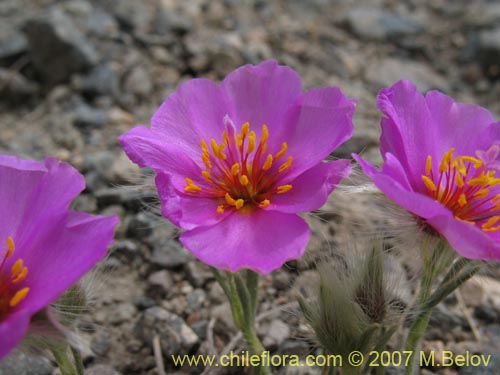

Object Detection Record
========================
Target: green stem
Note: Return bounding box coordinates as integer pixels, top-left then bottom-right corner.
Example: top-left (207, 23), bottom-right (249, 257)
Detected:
top-left (425, 264), bottom-right (481, 310)
top-left (216, 269), bottom-right (271, 375)
top-left (51, 344), bottom-right (80, 375)
top-left (405, 252), bottom-right (482, 375)
top-left (404, 247), bottom-right (440, 375)
top-left (71, 346), bottom-right (85, 375)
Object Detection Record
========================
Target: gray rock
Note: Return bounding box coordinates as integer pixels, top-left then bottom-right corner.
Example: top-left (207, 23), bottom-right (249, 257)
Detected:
top-left (134, 307), bottom-right (199, 356)
top-left (364, 57), bottom-right (449, 92)
top-left (151, 241), bottom-right (190, 269)
top-left (147, 270), bottom-right (174, 297)
top-left (108, 302), bottom-right (138, 325)
top-left (23, 8), bottom-right (99, 83)
top-left (0, 68), bottom-right (39, 103)
top-left (345, 8), bottom-right (422, 41)
top-left (124, 65), bottom-right (153, 98)
top-left (0, 32), bottom-right (27, 62)
top-left (79, 64), bottom-right (120, 98)
top-left (186, 289), bottom-right (206, 311)
top-left (262, 319), bottom-right (291, 349)
top-left (73, 102), bottom-right (107, 129)
top-left (0, 351), bottom-right (53, 375)
top-left (478, 27), bottom-right (500, 79)
top-left (91, 330), bottom-right (112, 356)
top-left (85, 9), bottom-right (119, 37)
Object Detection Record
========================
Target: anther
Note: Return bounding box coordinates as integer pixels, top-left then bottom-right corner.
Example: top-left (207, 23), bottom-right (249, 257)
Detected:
top-left (422, 175), bottom-right (437, 192)
top-left (458, 193), bottom-right (467, 207)
top-left (259, 199), bottom-right (270, 208)
top-left (275, 142), bottom-right (287, 160)
top-left (247, 131), bottom-right (256, 154)
top-left (231, 163), bottom-right (240, 176)
top-left (185, 178), bottom-right (202, 193)
top-left (262, 154), bottom-right (273, 170)
top-left (277, 185), bottom-right (293, 194)
top-left (217, 205), bottom-right (225, 214)
top-left (6, 237), bottom-right (14, 258)
top-left (202, 171), bottom-right (212, 182)
top-left (482, 216), bottom-right (500, 230)
top-left (9, 287), bottom-right (29, 307)
top-left (260, 125), bottom-right (269, 145)
top-left (425, 155), bottom-right (432, 175)
top-left (278, 156), bottom-right (293, 173)
top-left (240, 175), bottom-right (249, 186)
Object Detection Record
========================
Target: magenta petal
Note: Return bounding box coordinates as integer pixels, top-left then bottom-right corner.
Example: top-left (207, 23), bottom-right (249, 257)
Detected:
top-left (180, 210), bottom-right (310, 274)
top-left (150, 78), bottom-right (232, 156)
top-left (156, 173), bottom-right (230, 230)
top-left (428, 215), bottom-right (500, 260)
top-left (16, 212), bottom-right (118, 314)
top-left (377, 80), bottom-right (436, 182)
top-left (424, 90), bottom-right (496, 156)
top-left (271, 160), bottom-right (351, 213)
top-left (284, 87), bottom-right (355, 177)
top-left (119, 126), bottom-right (203, 178)
top-left (353, 153), bottom-right (447, 219)
top-left (0, 156), bottom-right (84, 248)
top-left (221, 60), bottom-right (302, 144)
top-left (0, 309), bottom-right (30, 359)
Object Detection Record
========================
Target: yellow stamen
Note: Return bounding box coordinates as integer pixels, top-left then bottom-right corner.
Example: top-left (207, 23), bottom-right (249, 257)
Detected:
top-left (241, 122), bottom-right (250, 138)
top-left (422, 175), bottom-right (437, 192)
top-left (278, 156), bottom-right (293, 173)
top-left (277, 184), bottom-right (293, 194)
top-left (275, 142), bottom-right (287, 160)
top-left (185, 178), bottom-right (202, 193)
top-left (11, 259), bottom-right (23, 278)
top-left (460, 156), bottom-right (483, 168)
top-left (493, 194), bottom-right (500, 202)
top-left (240, 175), bottom-right (249, 186)
top-left (6, 237), bottom-right (14, 258)
top-left (247, 131), bottom-right (256, 154)
top-left (458, 193), bottom-right (467, 207)
top-left (231, 163), bottom-right (240, 176)
top-left (225, 193), bottom-right (236, 206)
top-left (202, 154), bottom-right (212, 169)
top-left (439, 148), bottom-right (455, 173)
top-left (202, 171), bottom-right (212, 182)
top-left (260, 125), bottom-right (269, 145)
top-left (234, 199), bottom-right (244, 209)
top-left (425, 155), bottom-right (432, 175)
top-left (12, 267), bottom-right (28, 283)
top-left (222, 130), bottom-right (229, 145)
top-left (263, 154), bottom-right (273, 171)
top-left (211, 139), bottom-right (227, 160)
top-left (455, 173), bottom-right (464, 188)
top-left (482, 216), bottom-right (500, 230)
top-left (201, 139), bottom-right (209, 155)
top-left (259, 199), bottom-right (270, 208)
top-left (217, 205), bottom-right (225, 214)
top-left (9, 287), bottom-right (29, 307)
top-left (474, 188), bottom-right (490, 199)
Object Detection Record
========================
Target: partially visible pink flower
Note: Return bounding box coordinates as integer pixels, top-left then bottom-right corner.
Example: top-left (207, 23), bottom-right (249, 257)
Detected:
top-left (120, 60), bottom-right (355, 273)
top-left (353, 80), bottom-right (500, 260)
top-left (0, 155), bottom-right (118, 359)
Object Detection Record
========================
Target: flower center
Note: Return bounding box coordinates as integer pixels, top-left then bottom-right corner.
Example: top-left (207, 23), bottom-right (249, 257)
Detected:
top-left (185, 122), bottom-right (293, 214)
top-left (421, 147), bottom-right (500, 232)
top-left (0, 237), bottom-right (29, 318)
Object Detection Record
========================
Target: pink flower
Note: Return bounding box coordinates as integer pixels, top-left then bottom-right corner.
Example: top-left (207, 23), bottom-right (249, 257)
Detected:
top-left (120, 61), bottom-right (355, 273)
top-left (354, 80), bottom-right (500, 260)
top-left (0, 155), bottom-right (118, 359)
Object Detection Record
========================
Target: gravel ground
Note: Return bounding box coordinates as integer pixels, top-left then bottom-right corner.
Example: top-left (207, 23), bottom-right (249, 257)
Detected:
top-left (1, 0), bottom-right (500, 374)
